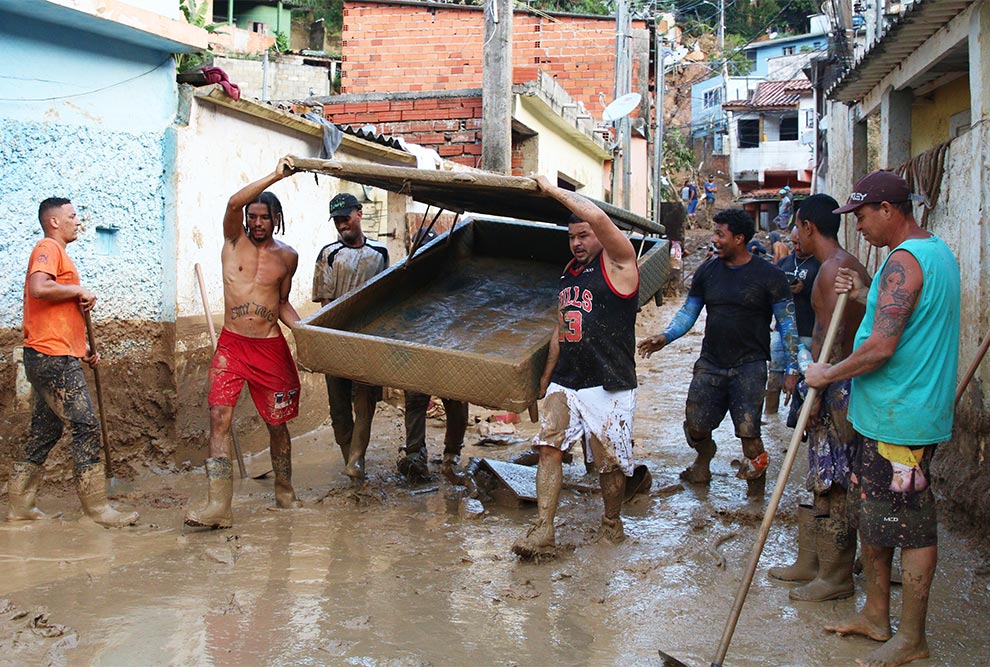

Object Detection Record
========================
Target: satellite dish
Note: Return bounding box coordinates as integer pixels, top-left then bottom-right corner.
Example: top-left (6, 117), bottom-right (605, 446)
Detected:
top-left (602, 92), bottom-right (641, 123)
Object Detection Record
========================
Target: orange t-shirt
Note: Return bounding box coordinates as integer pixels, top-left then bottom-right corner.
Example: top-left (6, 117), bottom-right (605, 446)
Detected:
top-left (23, 238), bottom-right (87, 358)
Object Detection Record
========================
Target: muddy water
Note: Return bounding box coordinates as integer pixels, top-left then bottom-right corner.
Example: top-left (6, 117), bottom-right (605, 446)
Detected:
top-left (359, 257), bottom-right (559, 356)
top-left (1, 301), bottom-right (989, 666)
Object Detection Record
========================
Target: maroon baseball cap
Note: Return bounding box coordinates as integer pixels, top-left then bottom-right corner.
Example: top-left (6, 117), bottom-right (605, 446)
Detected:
top-left (833, 170), bottom-right (912, 214)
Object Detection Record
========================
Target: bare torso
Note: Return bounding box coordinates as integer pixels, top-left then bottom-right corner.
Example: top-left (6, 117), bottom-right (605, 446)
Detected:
top-left (811, 249), bottom-right (870, 361)
top-left (221, 235), bottom-right (298, 338)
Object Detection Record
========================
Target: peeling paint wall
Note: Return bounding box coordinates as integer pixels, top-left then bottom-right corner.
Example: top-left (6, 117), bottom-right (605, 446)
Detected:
top-left (0, 7), bottom-right (183, 479)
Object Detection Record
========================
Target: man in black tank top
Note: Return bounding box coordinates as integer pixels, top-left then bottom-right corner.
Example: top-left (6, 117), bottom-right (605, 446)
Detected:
top-left (512, 176), bottom-right (644, 559)
top-left (639, 209), bottom-right (800, 497)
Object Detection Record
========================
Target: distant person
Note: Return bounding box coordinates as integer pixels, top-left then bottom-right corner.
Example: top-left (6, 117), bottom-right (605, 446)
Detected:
top-left (639, 209), bottom-right (799, 497)
top-left (769, 193), bottom-right (870, 602)
top-left (774, 186), bottom-right (794, 229)
top-left (512, 175), bottom-right (644, 559)
top-left (186, 157), bottom-right (304, 529)
top-left (807, 171), bottom-right (959, 667)
top-left (680, 180), bottom-right (691, 210)
top-left (8, 198), bottom-right (138, 527)
top-left (703, 174), bottom-right (718, 216)
top-left (313, 193), bottom-right (389, 485)
top-left (687, 181), bottom-right (700, 218)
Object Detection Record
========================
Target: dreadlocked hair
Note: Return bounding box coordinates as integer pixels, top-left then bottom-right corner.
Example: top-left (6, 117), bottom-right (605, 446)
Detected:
top-left (246, 191), bottom-right (285, 235)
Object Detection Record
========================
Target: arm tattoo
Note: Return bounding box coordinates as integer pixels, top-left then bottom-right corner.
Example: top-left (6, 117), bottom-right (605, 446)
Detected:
top-left (875, 258), bottom-right (919, 339)
top-left (662, 295), bottom-right (703, 343)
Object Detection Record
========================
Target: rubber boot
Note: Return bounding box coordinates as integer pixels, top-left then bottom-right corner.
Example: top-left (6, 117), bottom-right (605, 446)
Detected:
top-left (397, 447), bottom-right (429, 481)
top-left (594, 469), bottom-right (626, 544)
top-left (680, 422), bottom-right (716, 484)
top-left (344, 439), bottom-right (369, 482)
top-left (512, 452), bottom-right (561, 558)
top-left (184, 457), bottom-right (233, 529)
top-left (769, 504), bottom-right (819, 582)
top-left (77, 463), bottom-right (139, 528)
top-left (789, 513), bottom-right (856, 601)
top-left (5, 462), bottom-right (53, 522)
top-left (440, 453), bottom-right (464, 484)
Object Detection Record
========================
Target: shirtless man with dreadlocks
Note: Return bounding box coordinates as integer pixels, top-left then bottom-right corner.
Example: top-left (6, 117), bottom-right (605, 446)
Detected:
top-left (185, 156), bottom-right (304, 529)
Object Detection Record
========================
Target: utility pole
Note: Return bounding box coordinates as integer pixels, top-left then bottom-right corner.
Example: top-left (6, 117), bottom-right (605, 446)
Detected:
top-left (482, 0), bottom-right (513, 174)
top-left (614, 0), bottom-right (632, 209)
top-left (653, 26), bottom-right (665, 231)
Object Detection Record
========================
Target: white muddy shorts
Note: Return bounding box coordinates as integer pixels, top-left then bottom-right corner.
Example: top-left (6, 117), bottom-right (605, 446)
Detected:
top-left (534, 383), bottom-right (637, 476)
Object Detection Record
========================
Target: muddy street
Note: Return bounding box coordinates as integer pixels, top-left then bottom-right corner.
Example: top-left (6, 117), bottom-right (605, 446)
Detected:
top-left (1, 300), bottom-right (988, 667)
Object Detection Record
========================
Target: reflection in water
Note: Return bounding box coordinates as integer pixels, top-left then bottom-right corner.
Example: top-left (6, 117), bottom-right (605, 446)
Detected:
top-left (360, 257), bottom-right (560, 355)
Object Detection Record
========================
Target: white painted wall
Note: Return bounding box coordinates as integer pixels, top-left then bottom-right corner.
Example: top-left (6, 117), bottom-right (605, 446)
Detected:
top-left (174, 101), bottom-right (331, 322)
top-left (513, 101), bottom-right (606, 197)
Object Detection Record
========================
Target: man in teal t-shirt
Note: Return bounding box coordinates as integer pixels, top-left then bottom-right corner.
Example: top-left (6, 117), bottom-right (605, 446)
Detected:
top-left (806, 171), bottom-right (959, 667)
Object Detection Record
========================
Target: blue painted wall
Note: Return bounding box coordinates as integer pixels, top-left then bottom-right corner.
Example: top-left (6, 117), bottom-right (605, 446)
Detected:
top-left (743, 34), bottom-right (828, 77)
top-left (690, 74), bottom-right (725, 139)
top-left (0, 9), bottom-right (179, 327)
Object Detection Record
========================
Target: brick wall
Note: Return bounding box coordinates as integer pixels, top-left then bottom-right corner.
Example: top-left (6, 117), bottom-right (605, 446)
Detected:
top-left (341, 2), bottom-right (645, 115)
top-left (322, 93), bottom-right (484, 168)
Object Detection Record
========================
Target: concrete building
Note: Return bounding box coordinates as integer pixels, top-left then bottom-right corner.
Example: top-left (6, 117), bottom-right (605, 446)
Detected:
top-left (723, 79), bottom-right (815, 226)
top-left (821, 0), bottom-right (989, 523)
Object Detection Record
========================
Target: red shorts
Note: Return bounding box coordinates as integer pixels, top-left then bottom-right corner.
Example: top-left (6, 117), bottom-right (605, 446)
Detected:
top-left (208, 328), bottom-right (301, 425)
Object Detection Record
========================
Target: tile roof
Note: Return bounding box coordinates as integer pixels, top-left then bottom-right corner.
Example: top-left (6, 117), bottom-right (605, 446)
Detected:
top-left (723, 79), bottom-right (812, 111)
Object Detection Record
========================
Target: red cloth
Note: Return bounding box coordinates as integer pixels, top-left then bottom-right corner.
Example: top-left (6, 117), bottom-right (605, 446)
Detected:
top-left (201, 66), bottom-right (241, 101)
top-left (208, 328), bottom-right (300, 425)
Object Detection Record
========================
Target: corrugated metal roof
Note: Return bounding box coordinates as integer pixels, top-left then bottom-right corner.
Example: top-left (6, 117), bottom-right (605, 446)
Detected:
top-left (827, 0), bottom-right (976, 102)
top-left (723, 79), bottom-right (812, 111)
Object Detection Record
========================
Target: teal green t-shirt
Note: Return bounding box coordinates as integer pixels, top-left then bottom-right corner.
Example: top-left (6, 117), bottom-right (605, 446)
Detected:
top-left (848, 235), bottom-right (960, 445)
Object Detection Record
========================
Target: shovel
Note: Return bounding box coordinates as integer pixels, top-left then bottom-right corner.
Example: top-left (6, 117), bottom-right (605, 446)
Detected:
top-left (83, 311), bottom-right (128, 495)
top-left (660, 292), bottom-right (849, 667)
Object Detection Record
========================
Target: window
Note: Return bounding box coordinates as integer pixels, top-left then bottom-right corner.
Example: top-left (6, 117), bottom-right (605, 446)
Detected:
top-left (780, 114), bottom-right (799, 141)
top-left (805, 109), bottom-right (815, 128)
top-left (782, 46), bottom-right (795, 56)
top-left (703, 88), bottom-right (722, 109)
top-left (738, 119), bottom-right (760, 148)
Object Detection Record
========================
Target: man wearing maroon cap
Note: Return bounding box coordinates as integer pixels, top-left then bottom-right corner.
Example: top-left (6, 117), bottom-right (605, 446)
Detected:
top-left (806, 170), bottom-right (959, 667)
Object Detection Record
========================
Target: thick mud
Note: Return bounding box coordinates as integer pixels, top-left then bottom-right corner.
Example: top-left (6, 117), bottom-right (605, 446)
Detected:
top-left (1, 299), bottom-right (989, 666)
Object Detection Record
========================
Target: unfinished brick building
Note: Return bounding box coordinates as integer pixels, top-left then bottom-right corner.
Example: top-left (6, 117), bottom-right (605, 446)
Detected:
top-left (315, 1), bottom-right (649, 178)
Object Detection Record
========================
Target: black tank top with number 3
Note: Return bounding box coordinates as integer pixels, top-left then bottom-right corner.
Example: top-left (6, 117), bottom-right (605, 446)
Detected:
top-left (550, 253), bottom-right (638, 391)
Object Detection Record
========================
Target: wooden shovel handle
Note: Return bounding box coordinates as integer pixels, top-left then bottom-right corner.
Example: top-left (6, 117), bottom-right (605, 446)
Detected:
top-left (711, 291), bottom-right (849, 666)
top-left (83, 311), bottom-right (113, 478)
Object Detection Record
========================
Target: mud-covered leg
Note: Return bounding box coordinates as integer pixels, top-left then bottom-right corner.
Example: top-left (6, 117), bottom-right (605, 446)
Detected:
top-left (512, 391), bottom-right (569, 559)
top-left (440, 398), bottom-right (469, 483)
top-left (512, 446), bottom-right (562, 558)
top-left (595, 467), bottom-right (627, 544)
top-left (269, 422), bottom-right (301, 508)
top-left (398, 391), bottom-right (430, 481)
top-left (680, 422), bottom-right (717, 484)
top-left (855, 545), bottom-right (934, 667)
top-left (824, 543), bottom-right (893, 642)
top-left (739, 436), bottom-right (768, 497)
top-left (344, 383), bottom-right (377, 483)
top-left (325, 375), bottom-right (353, 463)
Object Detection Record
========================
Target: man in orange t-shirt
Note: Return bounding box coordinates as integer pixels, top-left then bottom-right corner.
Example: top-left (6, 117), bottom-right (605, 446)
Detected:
top-left (6, 198), bottom-right (138, 528)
